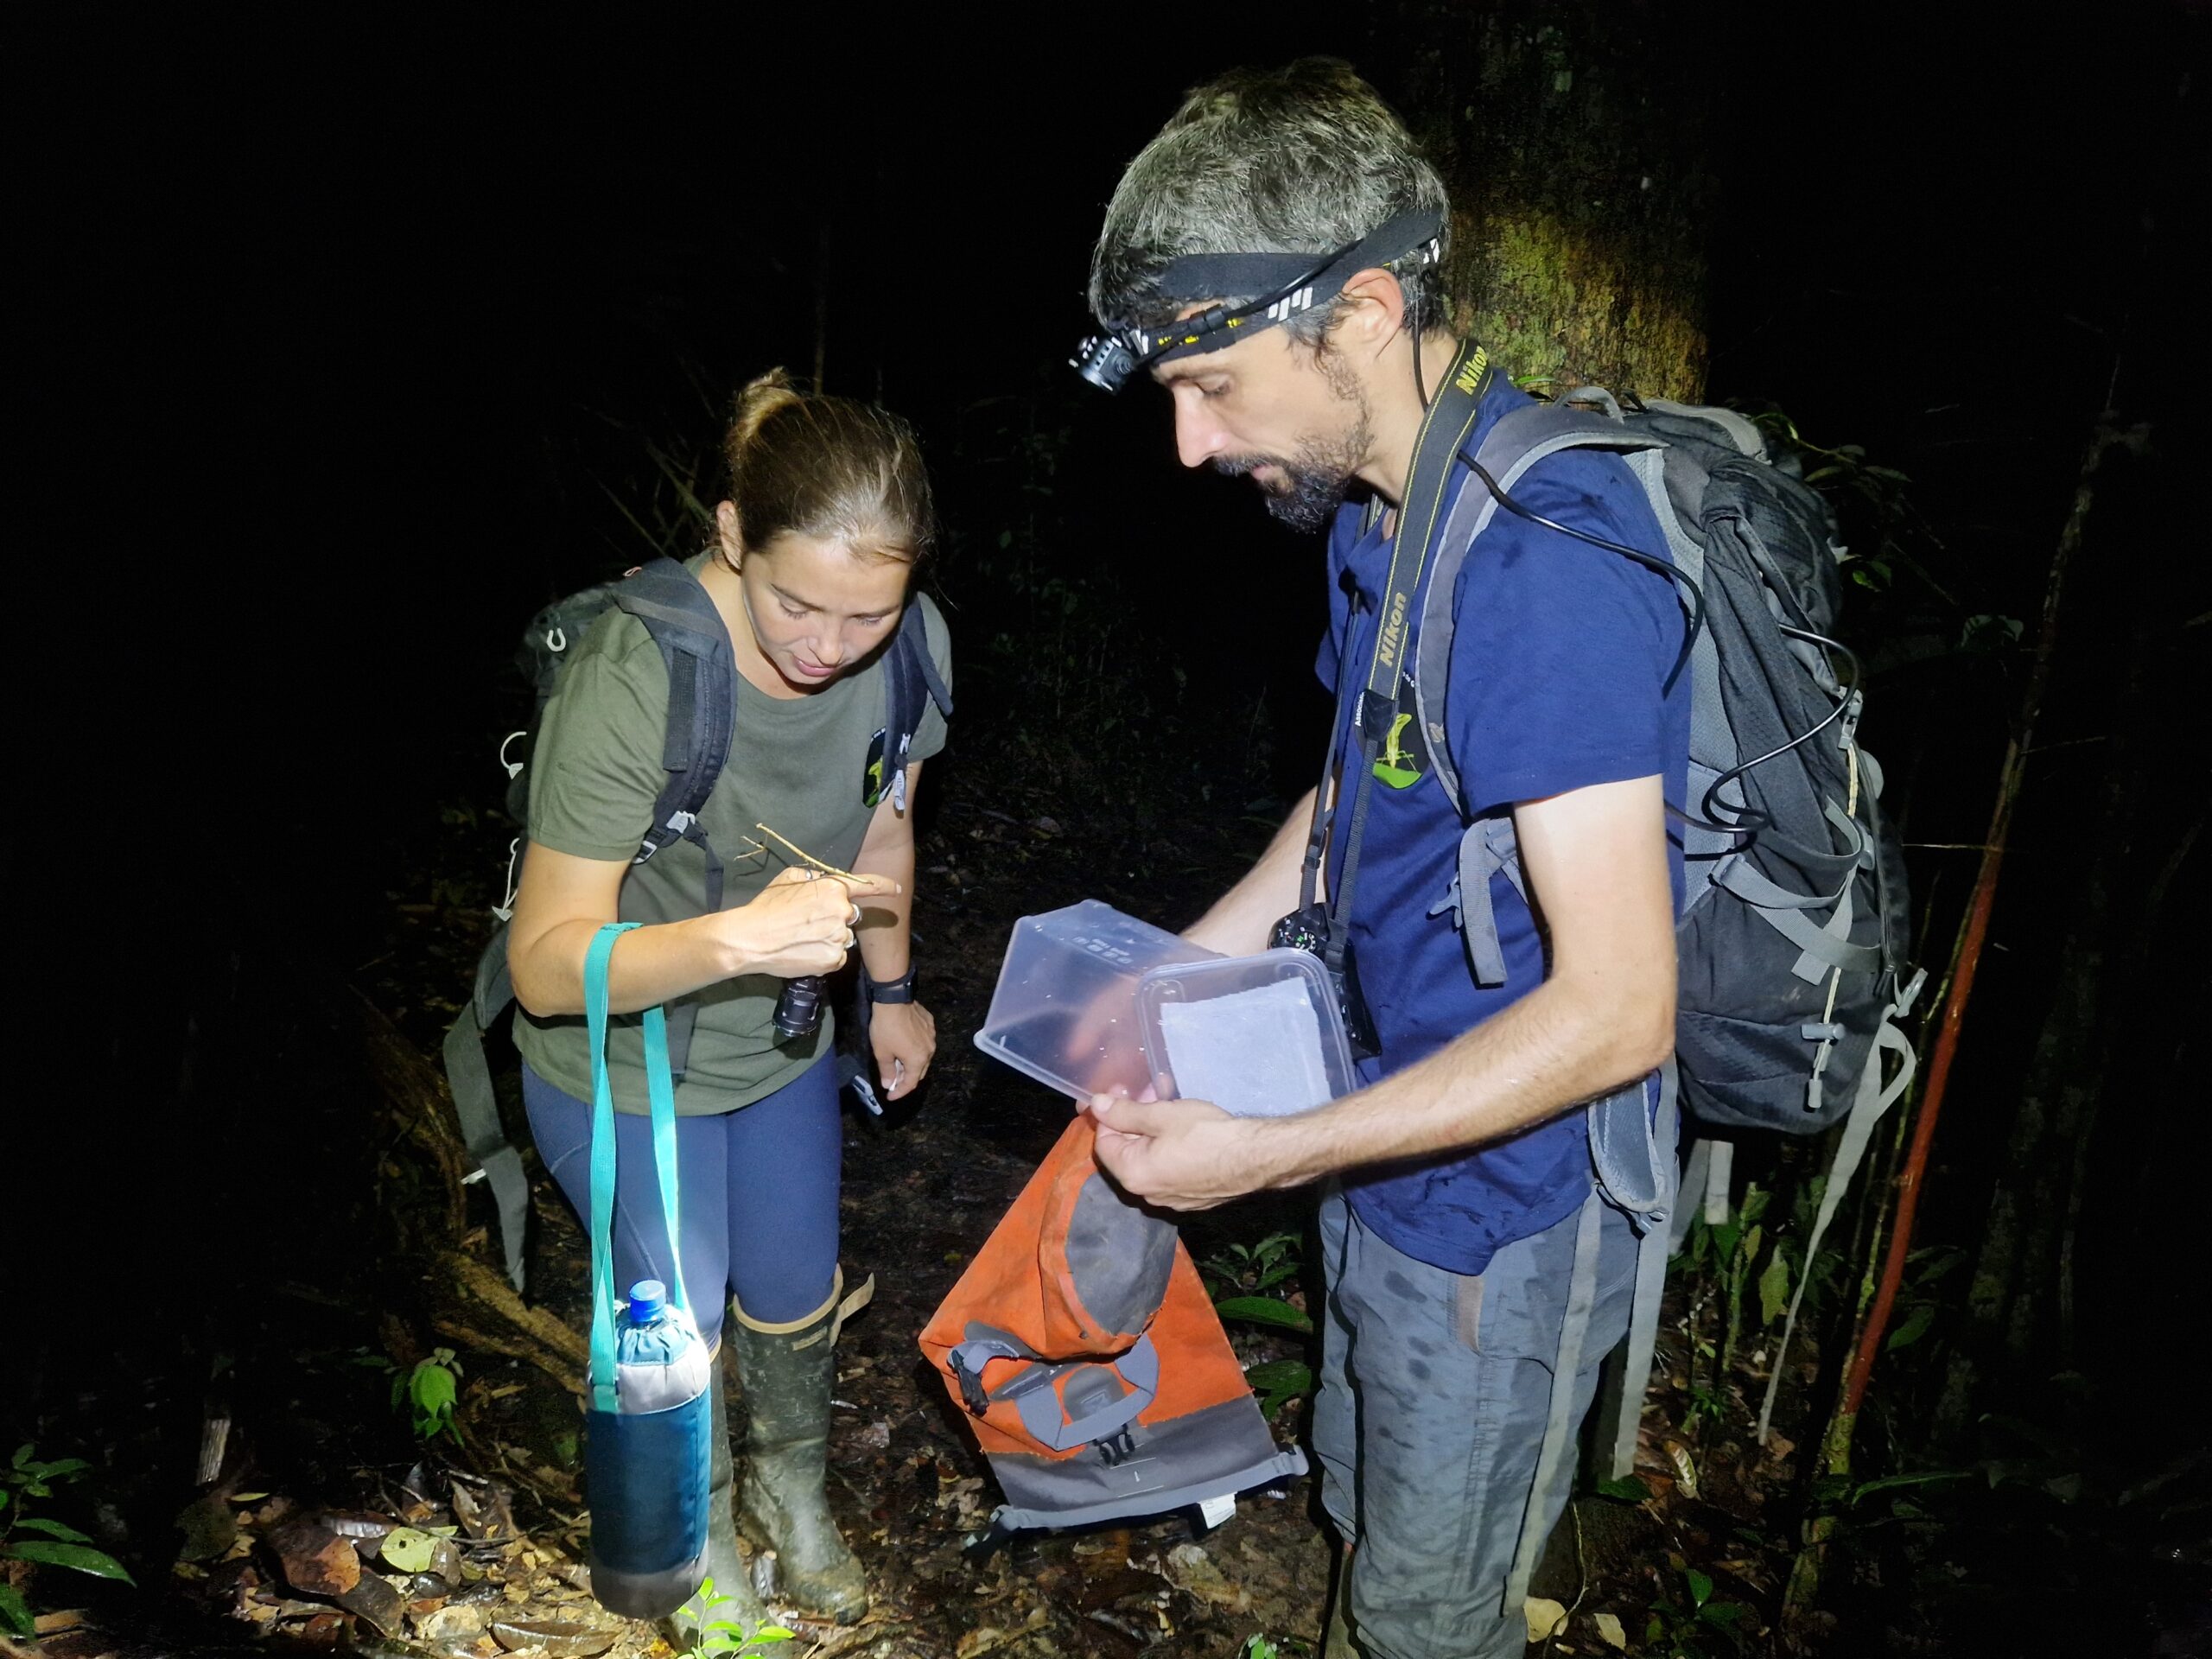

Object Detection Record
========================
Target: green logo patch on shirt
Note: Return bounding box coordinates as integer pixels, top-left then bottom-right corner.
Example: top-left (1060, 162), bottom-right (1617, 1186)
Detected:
top-left (862, 727), bottom-right (889, 806)
top-left (1372, 674), bottom-right (1430, 789)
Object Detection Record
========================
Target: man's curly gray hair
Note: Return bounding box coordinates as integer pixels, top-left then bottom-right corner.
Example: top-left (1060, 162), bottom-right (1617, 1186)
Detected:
top-left (1088, 59), bottom-right (1452, 351)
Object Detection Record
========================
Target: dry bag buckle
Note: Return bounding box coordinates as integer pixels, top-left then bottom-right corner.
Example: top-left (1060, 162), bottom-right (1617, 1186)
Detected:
top-left (949, 1351), bottom-right (990, 1417)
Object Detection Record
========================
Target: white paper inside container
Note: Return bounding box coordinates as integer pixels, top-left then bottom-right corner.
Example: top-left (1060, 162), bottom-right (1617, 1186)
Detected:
top-left (1156, 977), bottom-right (1334, 1117)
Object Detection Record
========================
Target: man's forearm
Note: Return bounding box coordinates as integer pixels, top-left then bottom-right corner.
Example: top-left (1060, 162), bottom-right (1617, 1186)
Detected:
top-left (1184, 787), bottom-right (1321, 956)
top-left (1252, 970), bottom-right (1673, 1189)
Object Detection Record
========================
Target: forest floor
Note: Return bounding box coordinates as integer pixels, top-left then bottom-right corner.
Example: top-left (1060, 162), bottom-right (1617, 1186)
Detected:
top-left (10, 732), bottom-right (2202, 1659)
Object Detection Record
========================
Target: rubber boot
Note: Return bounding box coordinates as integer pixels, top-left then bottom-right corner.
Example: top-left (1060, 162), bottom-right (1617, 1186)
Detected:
top-left (728, 1269), bottom-right (874, 1624)
top-left (667, 1344), bottom-right (772, 1647)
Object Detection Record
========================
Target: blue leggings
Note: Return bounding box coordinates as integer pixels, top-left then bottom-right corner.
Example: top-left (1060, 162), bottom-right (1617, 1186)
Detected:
top-left (523, 1058), bottom-right (842, 1344)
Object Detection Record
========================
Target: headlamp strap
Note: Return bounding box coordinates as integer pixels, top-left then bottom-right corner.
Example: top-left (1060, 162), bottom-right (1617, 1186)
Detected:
top-left (1302, 336), bottom-right (1496, 963)
top-left (1131, 209), bottom-right (1446, 371)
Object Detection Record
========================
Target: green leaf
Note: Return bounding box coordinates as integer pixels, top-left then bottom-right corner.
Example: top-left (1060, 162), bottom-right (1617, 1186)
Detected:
top-left (1214, 1297), bottom-right (1314, 1335)
top-left (1885, 1303), bottom-right (1936, 1352)
top-left (1739, 1224), bottom-right (1764, 1273)
top-left (380, 1527), bottom-right (436, 1574)
top-left (1738, 1185), bottom-right (1770, 1227)
top-left (1685, 1567), bottom-right (1713, 1606)
top-left (1713, 1220), bottom-right (1743, 1262)
top-left (1700, 1599), bottom-right (1744, 1626)
top-left (4, 1541), bottom-right (135, 1583)
top-left (1758, 1247), bottom-right (1791, 1328)
top-left (1242, 1360), bottom-right (1314, 1395)
top-left (0, 1583), bottom-right (32, 1637)
top-left (411, 1363), bottom-right (459, 1417)
top-left (1595, 1476), bottom-right (1651, 1503)
top-left (12, 1516), bottom-right (93, 1543)
top-left (10, 1445), bottom-right (32, 1471)
top-left (23, 1460), bottom-right (89, 1482)
top-left (1851, 1469), bottom-right (1971, 1503)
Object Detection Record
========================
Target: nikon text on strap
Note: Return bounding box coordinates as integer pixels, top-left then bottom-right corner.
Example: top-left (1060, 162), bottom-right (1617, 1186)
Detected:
top-left (1294, 339), bottom-right (1497, 1014)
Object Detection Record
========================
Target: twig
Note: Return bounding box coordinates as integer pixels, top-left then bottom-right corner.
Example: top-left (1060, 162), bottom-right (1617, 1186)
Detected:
top-left (754, 823), bottom-right (858, 880)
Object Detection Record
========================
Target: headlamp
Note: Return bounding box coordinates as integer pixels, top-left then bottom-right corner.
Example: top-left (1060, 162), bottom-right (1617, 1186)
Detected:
top-left (1071, 209), bottom-right (1444, 394)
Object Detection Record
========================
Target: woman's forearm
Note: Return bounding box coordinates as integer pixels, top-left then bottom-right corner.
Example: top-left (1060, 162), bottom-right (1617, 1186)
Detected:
top-left (510, 910), bottom-right (746, 1018)
top-left (850, 765), bottom-right (921, 982)
top-left (850, 839), bottom-right (917, 983)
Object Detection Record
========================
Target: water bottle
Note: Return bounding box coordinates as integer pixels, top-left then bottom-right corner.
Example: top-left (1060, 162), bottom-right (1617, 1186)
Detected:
top-left (591, 1279), bottom-right (713, 1618)
top-left (615, 1281), bottom-right (711, 1414)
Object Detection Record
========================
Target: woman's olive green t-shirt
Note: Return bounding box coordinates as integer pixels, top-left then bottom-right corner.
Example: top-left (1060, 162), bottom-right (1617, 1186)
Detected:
top-left (514, 570), bottom-right (949, 1115)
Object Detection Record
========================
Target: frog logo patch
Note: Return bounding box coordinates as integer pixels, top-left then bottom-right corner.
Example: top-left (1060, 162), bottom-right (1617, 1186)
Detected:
top-left (862, 727), bottom-right (889, 807)
top-left (1371, 674), bottom-right (1430, 790)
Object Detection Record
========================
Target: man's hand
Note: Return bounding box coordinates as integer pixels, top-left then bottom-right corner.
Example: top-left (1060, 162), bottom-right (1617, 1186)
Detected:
top-left (869, 999), bottom-right (937, 1103)
top-left (1085, 1096), bottom-right (1270, 1211)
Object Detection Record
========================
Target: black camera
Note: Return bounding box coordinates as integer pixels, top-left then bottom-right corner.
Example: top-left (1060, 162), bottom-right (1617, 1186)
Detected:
top-left (1270, 906), bottom-right (1380, 1059)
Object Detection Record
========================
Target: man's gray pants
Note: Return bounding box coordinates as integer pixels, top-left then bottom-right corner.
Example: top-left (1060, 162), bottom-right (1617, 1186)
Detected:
top-left (1313, 1186), bottom-right (1637, 1659)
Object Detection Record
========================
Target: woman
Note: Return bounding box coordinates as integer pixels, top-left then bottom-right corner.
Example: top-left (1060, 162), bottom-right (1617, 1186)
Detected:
top-left (507, 371), bottom-right (950, 1630)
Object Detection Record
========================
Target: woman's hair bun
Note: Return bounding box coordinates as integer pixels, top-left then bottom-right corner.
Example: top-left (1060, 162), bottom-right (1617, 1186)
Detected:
top-left (721, 370), bottom-right (934, 566)
top-left (731, 368), bottom-right (805, 451)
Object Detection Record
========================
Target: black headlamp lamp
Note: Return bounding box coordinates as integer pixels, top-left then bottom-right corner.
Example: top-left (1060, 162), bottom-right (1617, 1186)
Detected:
top-left (1072, 209), bottom-right (1444, 394)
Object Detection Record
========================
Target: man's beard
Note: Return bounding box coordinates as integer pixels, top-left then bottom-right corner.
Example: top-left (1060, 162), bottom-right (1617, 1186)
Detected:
top-left (1211, 363), bottom-right (1374, 534)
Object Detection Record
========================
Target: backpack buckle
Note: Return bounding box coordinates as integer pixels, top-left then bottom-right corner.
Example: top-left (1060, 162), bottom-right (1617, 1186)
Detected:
top-left (949, 1351), bottom-right (990, 1417)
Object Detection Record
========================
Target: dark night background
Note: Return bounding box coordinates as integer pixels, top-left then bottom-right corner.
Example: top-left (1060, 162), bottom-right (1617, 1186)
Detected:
top-left (11, 3), bottom-right (2209, 1652)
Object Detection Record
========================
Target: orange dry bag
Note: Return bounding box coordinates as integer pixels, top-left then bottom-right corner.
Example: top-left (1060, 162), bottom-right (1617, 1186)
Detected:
top-left (918, 1115), bottom-right (1306, 1536)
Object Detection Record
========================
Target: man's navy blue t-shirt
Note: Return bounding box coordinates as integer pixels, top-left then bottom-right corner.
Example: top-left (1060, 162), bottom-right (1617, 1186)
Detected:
top-left (1314, 378), bottom-right (1691, 1276)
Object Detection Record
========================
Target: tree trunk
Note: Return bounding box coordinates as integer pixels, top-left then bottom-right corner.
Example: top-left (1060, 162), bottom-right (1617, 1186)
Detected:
top-left (1935, 619), bottom-right (2152, 1440)
top-left (1386, 1), bottom-right (1713, 399)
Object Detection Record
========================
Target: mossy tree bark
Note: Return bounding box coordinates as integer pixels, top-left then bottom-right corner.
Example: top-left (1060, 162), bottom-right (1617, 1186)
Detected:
top-left (1382, 2), bottom-right (1714, 401)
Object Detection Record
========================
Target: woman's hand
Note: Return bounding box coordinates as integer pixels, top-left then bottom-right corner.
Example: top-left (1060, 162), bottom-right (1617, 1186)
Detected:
top-left (868, 999), bottom-right (937, 1103)
top-left (715, 867), bottom-right (902, 979)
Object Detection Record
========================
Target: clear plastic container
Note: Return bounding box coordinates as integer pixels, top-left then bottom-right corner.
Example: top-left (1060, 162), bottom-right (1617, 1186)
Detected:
top-left (974, 900), bottom-right (1218, 1101)
top-left (1135, 950), bottom-right (1357, 1118)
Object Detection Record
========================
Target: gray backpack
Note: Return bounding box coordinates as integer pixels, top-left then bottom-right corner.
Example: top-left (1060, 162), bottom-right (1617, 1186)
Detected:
top-left (1408, 395), bottom-right (1928, 1590)
top-left (1417, 391), bottom-right (1922, 1139)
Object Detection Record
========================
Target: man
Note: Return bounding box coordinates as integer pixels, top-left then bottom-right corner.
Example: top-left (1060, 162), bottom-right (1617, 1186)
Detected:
top-left (1078, 60), bottom-right (1689, 1659)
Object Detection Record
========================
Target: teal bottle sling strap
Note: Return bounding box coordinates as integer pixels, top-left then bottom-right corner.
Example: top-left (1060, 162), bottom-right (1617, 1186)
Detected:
top-left (584, 921), bottom-right (692, 1414)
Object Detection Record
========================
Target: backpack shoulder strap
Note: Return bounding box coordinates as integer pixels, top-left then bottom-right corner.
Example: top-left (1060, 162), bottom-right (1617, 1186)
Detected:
top-left (1411, 402), bottom-right (1662, 815)
top-left (610, 557), bottom-right (738, 866)
top-left (1408, 403), bottom-right (1662, 988)
top-left (875, 594), bottom-right (953, 812)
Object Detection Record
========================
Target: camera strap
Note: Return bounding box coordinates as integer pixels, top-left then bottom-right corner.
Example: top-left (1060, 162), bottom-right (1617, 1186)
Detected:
top-left (1299, 337), bottom-right (1496, 975)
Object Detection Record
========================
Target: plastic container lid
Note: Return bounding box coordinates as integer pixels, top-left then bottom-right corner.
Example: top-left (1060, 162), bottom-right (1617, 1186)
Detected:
top-left (974, 899), bottom-right (1217, 1101)
top-left (1136, 950), bottom-right (1356, 1118)
top-left (626, 1280), bottom-right (667, 1323)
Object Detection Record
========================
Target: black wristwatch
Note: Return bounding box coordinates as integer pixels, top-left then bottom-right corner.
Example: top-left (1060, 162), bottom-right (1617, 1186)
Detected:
top-left (866, 967), bottom-right (917, 1005)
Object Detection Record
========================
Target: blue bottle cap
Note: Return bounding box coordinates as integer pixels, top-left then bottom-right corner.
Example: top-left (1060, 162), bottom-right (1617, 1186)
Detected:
top-left (626, 1280), bottom-right (666, 1323)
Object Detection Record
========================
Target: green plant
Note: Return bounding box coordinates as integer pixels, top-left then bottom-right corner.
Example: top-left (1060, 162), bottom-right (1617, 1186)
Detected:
top-left (1203, 1230), bottom-right (1310, 1330)
top-left (1673, 1184), bottom-right (1778, 1430)
top-left (677, 1577), bottom-right (794, 1656)
top-left (1, 1444), bottom-right (133, 1637)
top-left (1203, 1230), bottom-right (1316, 1422)
top-left (1242, 1637), bottom-right (1281, 1659)
top-left (1640, 1565), bottom-right (1751, 1657)
top-left (354, 1345), bottom-right (467, 1446)
top-left (1881, 1246), bottom-right (1963, 1357)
